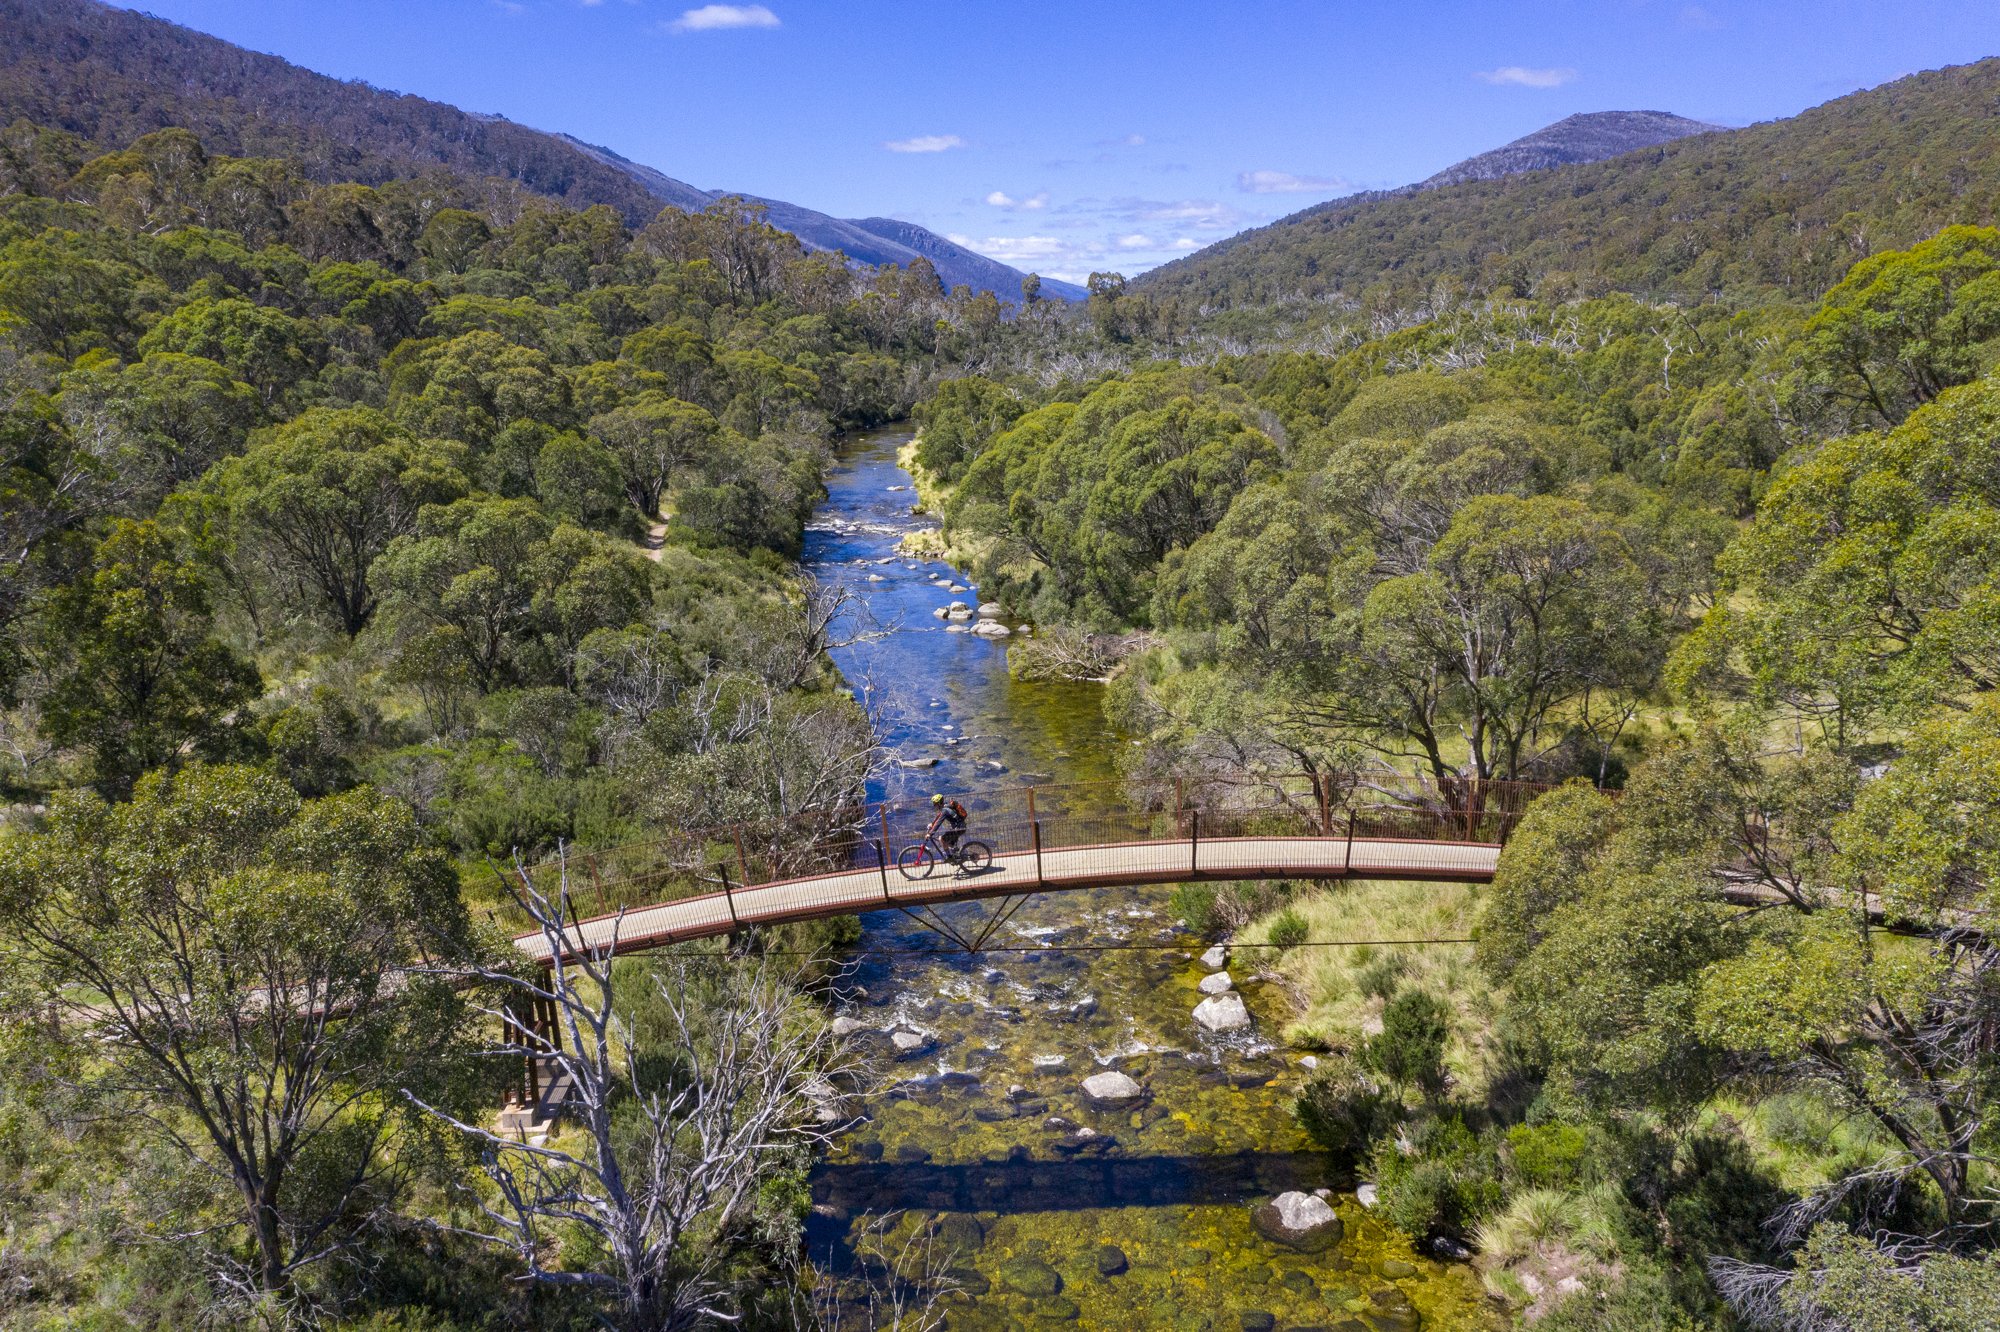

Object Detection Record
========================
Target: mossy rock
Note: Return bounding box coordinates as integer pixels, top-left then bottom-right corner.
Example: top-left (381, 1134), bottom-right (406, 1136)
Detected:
top-left (999, 1257), bottom-right (1063, 1297)
top-left (1238, 1313), bottom-right (1277, 1332)
top-left (1036, 1295), bottom-right (1080, 1321)
top-left (1364, 1311), bottom-right (1422, 1332)
top-left (1374, 1258), bottom-right (1416, 1280)
top-left (1095, 1243), bottom-right (1129, 1276)
top-left (929, 1213), bottom-right (985, 1254)
top-left (945, 1267), bottom-right (990, 1296)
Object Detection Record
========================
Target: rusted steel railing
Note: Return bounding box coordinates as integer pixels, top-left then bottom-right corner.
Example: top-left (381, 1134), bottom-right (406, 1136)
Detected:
top-left (484, 770), bottom-right (1568, 941)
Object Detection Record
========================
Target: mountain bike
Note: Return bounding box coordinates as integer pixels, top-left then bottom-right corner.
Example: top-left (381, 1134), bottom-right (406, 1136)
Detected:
top-left (896, 831), bottom-right (993, 879)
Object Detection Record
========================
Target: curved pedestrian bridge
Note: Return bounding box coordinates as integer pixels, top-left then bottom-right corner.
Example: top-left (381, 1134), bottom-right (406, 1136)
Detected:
top-left (510, 774), bottom-right (1552, 965)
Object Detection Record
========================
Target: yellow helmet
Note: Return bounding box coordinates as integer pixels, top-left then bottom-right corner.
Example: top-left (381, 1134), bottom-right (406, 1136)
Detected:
top-left (931, 793), bottom-right (945, 806)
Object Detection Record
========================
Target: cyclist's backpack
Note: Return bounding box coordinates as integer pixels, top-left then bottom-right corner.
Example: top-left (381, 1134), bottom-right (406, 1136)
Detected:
top-left (946, 799), bottom-right (969, 822)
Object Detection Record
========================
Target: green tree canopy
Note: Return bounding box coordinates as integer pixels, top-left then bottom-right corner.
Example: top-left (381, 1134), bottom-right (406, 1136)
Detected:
top-left (210, 406), bottom-right (470, 636)
top-left (0, 764), bottom-right (478, 1295)
top-left (36, 518), bottom-right (261, 794)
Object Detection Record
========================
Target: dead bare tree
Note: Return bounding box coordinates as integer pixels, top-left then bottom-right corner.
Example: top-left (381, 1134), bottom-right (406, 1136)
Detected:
top-left (409, 854), bottom-right (858, 1331)
top-left (793, 1214), bottom-right (960, 1331)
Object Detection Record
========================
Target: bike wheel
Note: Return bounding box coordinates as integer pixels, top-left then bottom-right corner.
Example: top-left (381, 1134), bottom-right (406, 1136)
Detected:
top-left (897, 844), bottom-right (935, 880)
top-left (956, 841), bottom-right (993, 873)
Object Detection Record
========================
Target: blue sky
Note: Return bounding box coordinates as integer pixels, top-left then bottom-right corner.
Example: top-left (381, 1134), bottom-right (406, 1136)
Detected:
top-left (117, 1), bottom-right (2000, 282)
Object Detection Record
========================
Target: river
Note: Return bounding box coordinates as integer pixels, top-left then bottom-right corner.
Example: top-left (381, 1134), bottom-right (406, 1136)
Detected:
top-left (799, 426), bottom-right (1493, 1331)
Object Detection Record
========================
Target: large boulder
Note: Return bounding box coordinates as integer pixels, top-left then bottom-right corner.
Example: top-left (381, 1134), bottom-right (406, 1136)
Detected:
top-left (1193, 992), bottom-right (1252, 1032)
top-left (1198, 971), bottom-right (1235, 995)
top-left (1079, 1070), bottom-right (1145, 1106)
top-left (1199, 944), bottom-right (1228, 969)
top-left (1251, 1191), bottom-right (1345, 1252)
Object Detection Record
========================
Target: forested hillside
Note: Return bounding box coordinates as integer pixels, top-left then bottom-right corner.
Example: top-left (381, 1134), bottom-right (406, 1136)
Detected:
top-left (0, 118), bottom-right (1027, 1324)
top-left (907, 211), bottom-right (2000, 1327)
top-left (0, 0), bottom-right (1075, 302)
top-left (1415, 109), bottom-right (1719, 189)
top-left (0, 0), bottom-right (669, 219)
top-left (1139, 58), bottom-right (2000, 307)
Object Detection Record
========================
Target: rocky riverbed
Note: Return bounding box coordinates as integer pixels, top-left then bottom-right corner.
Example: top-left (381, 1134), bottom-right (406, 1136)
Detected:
top-left (801, 427), bottom-right (1496, 1329)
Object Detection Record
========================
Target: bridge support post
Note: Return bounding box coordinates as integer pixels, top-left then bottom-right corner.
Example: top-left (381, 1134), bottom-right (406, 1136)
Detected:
top-left (718, 862), bottom-right (740, 931)
top-left (1027, 788), bottom-right (1043, 886)
top-left (733, 828), bottom-right (752, 888)
top-left (1316, 774), bottom-right (1332, 834)
top-left (1344, 808), bottom-right (1355, 875)
top-left (1189, 809), bottom-right (1199, 877)
top-left (877, 838), bottom-right (892, 904)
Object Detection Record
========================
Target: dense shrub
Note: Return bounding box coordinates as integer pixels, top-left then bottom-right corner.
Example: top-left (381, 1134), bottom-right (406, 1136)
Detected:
top-left (1294, 1056), bottom-right (1395, 1164)
top-left (1505, 1122), bottom-right (1592, 1190)
top-left (1370, 1115), bottom-right (1503, 1239)
top-left (1364, 988), bottom-right (1451, 1098)
top-left (1267, 907), bottom-right (1309, 950)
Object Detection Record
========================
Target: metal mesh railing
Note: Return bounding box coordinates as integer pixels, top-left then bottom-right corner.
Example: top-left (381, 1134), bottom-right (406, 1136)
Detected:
top-left (490, 770), bottom-right (1562, 942)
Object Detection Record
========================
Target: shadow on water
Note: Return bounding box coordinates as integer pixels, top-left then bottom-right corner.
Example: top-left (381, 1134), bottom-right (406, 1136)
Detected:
top-left (810, 1149), bottom-right (1339, 1221)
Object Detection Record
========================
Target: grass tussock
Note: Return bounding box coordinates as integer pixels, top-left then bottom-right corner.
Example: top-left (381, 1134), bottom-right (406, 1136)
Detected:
top-left (1238, 879), bottom-right (1501, 1096)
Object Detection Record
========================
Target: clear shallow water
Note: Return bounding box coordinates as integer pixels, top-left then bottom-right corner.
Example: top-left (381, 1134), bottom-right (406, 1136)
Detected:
top-left (801, 427), bottom-right (1494, 1331)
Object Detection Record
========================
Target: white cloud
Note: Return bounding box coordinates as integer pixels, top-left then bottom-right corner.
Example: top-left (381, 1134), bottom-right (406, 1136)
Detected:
top-left (1114, 234), bottom-right (1154, 250)
top-left (985, 189), bottom-right (1048, 211)
top-left (1169, 237), bottom-right (1200, 250)
top-left (1111, 197), bottom-right (1246, 229)
top-left (946, 233), bottom-right (1070, 263)
top-left (886, 134), bottom-right (966, 154)
top-left (668, 4), bottom-right (780, 32)
top-left (1476, 65), bottom-right (1577, 88)
top-left (1236, 169), bottom-right (1350, 195)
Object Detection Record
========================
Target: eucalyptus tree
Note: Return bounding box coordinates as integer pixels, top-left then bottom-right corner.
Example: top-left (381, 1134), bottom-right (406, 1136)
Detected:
top-left (0, 764), bottom-right (480, 1300)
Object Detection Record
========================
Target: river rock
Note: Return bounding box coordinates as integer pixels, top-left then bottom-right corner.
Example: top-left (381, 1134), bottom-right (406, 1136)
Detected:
top-left (895, 756), bottom-right (940, 769)
top-left (1200, 944), bottom-right (1228, 969)
top-left (931, 607), bottom-right (948, 619)
top-left (1299, 1054), bottom-right (1321, 1070)
top-left (945, 624), bottom-right (969, 633)
top-left (1238, 1313), bottom-right (1276, 1332)
top-left (977, 602), bottom-right (1004, 617)
top-left (1357, 1183), bottom-right (1379, 1208)
top-left (1080, 1070), bottom-right (1144, 1106)
top-left (999, 1257), bottom-right (1063, 1297)
top-left (1032, 1053), bottom-right (1067, 1073)
top-left (829, 1016), bottom-right (871, 1039)
top-left (949, 584), bottom-right (969, 594)
top-left (1197, 971), bottom-right (1235, 995)
top-left (1431, 1235), bottom-right (1471, 1260)
top-left (948, 608), bottom-right (974, 621)
top-left (867, 573), bottom-right (885, 581)
top-left (1193, 992), bottom-right (1252, 1032)
top-left (889, 1029), bottom-right (931, 1058)
top-left (1251, 1191), bottom-right (1344, 1252)
top-left (1096, 1244), bottom-right (1129, 1276)
top-left (929, 1213), bottom-right (984, 1252)
top-left (973, 621), bottom-right (1011, 636)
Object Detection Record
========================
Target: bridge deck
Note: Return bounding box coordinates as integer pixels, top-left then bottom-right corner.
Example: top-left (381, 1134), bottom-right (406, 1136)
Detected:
top-left (513, 835), bottom-right (1500, 964)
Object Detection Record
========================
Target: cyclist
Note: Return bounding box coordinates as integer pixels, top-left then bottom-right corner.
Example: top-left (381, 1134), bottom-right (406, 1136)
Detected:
top-left (928, 792), bottom-right (969, 858)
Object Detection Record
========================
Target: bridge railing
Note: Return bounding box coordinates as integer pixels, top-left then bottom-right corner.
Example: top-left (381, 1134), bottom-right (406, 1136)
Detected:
top-left (487, 769), bottom-right (1561, 932)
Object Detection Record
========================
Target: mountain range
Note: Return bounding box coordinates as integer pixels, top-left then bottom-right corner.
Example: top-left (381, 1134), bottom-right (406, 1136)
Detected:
top-left (1139, 59), bottom-right (2000, 305)
top-left (0, 0), bottom-right (1084, 303)
top-left (1414, 110), bottom-right (1719, 189)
